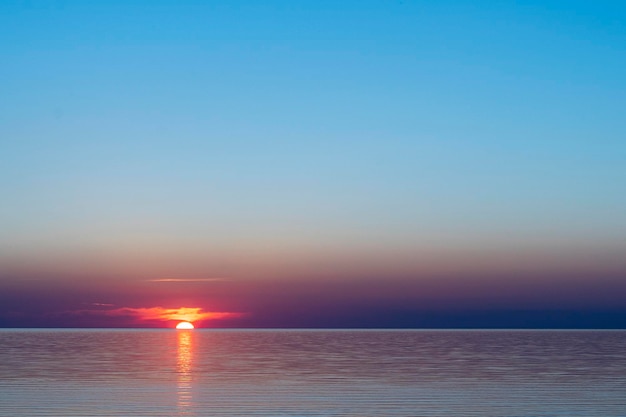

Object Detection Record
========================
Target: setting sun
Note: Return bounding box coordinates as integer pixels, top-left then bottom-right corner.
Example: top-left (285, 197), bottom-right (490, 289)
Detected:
top-left (176, 321), bottom-right (194, 330)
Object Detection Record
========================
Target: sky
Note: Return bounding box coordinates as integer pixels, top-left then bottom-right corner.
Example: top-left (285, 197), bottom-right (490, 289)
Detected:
top-left (1, 0), bottom-right (625, 328)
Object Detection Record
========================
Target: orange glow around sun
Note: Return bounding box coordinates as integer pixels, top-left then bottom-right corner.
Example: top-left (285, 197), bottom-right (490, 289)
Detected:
top-left (176, 321), bottom-right (195, 329)
top-left (81, 305), bottom-right (243, 328)
top-left (99, 306), bottom-right (241, 326)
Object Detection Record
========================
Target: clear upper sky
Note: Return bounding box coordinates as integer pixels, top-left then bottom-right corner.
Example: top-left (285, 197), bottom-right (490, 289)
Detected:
top-left (1, 0), bottom-right (625, 327)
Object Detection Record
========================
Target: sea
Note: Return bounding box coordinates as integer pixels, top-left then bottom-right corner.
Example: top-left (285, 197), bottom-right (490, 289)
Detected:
top-left (1, 329), bottom-right (625, 416)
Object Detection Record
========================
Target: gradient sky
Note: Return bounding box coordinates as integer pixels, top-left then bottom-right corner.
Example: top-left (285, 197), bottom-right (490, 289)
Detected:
top-left (1, 0), bottom-right (625, 328)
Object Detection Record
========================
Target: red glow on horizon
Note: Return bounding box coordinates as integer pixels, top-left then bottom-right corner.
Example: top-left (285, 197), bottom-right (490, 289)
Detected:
top-left (74, 306), bottom-right (242, 327)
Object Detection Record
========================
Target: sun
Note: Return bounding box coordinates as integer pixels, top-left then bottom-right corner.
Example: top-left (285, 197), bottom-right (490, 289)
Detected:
top-left (176, 321), bottom-right (195, 330)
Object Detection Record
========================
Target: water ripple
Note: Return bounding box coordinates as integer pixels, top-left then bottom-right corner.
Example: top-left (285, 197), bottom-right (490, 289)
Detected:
top-left (1, 330), bottom-right (625, 416)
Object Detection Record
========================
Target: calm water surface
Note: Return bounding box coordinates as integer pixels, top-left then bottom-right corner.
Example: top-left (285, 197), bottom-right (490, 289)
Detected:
top-left (1, 330), bottom-right (625, 416)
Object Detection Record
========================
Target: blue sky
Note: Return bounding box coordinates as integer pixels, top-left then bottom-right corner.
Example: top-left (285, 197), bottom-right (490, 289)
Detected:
top-left (1, 0), bottom-right (625, 326)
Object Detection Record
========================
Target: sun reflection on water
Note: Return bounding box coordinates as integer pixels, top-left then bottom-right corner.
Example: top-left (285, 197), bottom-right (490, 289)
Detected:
top-left (176, 330), bottom-right (193, 415)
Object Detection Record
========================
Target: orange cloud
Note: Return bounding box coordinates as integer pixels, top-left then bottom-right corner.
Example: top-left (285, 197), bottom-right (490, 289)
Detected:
top-left (146, 278), bottom-right (228, 283)
top-left (104, 306), bottom-right (241, 323)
